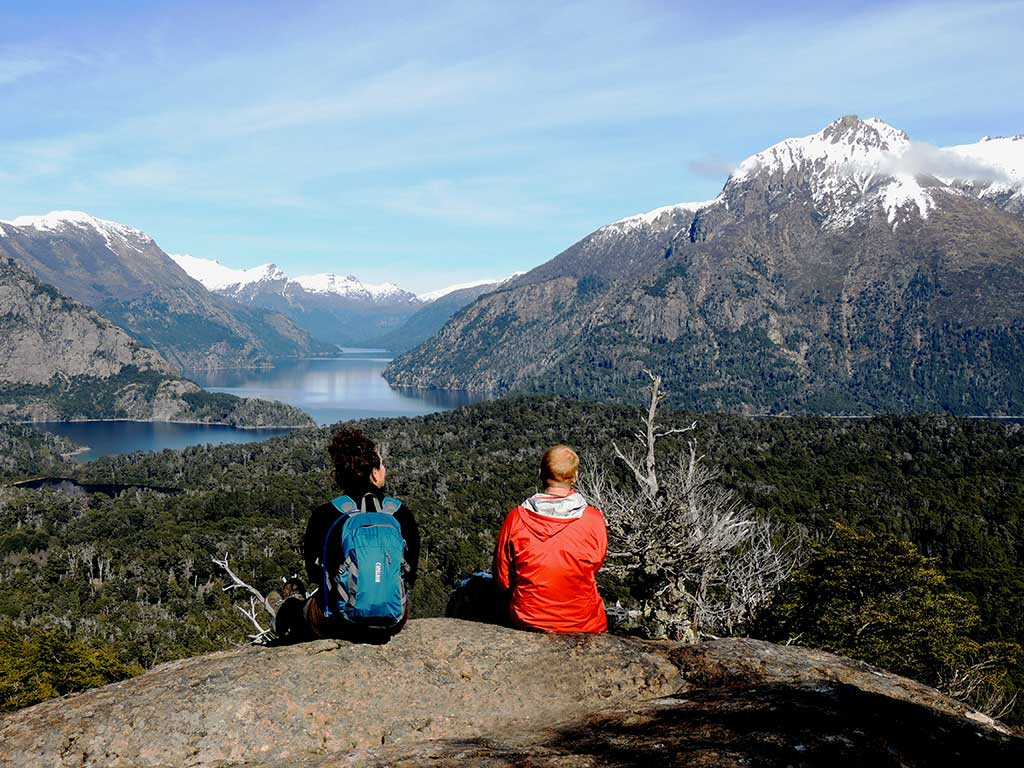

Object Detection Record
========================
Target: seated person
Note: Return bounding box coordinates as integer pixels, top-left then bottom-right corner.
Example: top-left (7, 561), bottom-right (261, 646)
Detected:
top-left (272, 427), bottom-right (420, 643)
top-left (492, 445), bottom-right (607, 633)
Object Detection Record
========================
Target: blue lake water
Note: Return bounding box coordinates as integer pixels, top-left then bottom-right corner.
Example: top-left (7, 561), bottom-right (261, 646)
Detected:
top-left (36, 353), bottom-right (488, 461)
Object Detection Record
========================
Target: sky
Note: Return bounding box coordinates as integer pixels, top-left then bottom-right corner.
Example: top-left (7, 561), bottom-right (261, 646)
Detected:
top-left (0, 0), bottom-right (1022, 293)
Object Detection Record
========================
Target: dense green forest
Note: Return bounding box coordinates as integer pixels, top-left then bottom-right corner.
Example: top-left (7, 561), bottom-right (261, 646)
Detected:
top-left (1, 398), bottom-right (1022, 716)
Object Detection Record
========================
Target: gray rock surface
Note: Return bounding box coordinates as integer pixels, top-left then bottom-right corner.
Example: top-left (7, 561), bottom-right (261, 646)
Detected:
top-left (1, 619), bottom-right (1019, 767)
top-left (0, 253), bottom-right (172, 386)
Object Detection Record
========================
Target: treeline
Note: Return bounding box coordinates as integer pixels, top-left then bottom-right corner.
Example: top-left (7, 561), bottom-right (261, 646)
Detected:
top-left (0, 398), bottom-right (1022, 714)
top-left (0, 424), bottom-right (77, 481)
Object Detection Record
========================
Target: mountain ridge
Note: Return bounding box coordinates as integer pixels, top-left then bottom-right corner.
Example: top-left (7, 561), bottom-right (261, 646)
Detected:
top-left (385, 115), bottom-right (1024, 414)
top-left (172, 251), bottom-right (519, 348)
top-left (0, 212), bottom-right (326, 370)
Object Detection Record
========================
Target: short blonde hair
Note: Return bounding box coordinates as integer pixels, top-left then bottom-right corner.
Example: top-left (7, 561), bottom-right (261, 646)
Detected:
top-left (541, 445), bottom-right (579, 485)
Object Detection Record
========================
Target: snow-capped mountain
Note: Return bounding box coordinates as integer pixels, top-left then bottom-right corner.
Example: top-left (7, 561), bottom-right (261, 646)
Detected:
top-left (387, 115), bottom-right (1024, 415)
top-left (173, 254), bottom-right (417, 304)
top-left (0, 210), bottom-right (155, 251)
top-left (171, 254), bottom-right (427, 346)
top-left (171, 253), bottom-right (527, 348)
top-left (721, 116), bottom-right (1024, 229)
top-left (292, 273), bottom-right (412, 302)
top-left (170, 253), bottom-right (287, 292)
top-left (0, 211), bottom-right (324, 369)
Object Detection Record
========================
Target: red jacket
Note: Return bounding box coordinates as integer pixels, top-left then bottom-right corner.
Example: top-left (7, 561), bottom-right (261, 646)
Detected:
top-left (493, 491), bottom-right (608, 633)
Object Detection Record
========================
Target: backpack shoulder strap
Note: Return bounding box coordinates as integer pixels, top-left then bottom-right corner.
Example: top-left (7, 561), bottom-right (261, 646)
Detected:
top-left (322, 496), bottom-right (358, 617)
top-left (329, 495), bottom-right (358, 514)
top-left (380, 496), bottom-right (402, 515)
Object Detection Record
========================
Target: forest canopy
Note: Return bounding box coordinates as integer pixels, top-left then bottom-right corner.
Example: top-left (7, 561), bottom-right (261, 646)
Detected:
top-left (0, 398), bottom-right (1022, 716)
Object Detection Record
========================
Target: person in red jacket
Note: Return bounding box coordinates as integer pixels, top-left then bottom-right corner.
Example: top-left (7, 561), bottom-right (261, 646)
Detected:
top-left (493, 445), bottom-right (608, 633)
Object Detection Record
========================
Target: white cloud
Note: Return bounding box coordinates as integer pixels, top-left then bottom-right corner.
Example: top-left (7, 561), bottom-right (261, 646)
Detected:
top-left (878, 142), bottom-right (1012, 182)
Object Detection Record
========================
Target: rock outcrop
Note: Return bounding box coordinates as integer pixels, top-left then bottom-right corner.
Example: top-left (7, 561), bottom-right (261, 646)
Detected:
top-left (1, 619), bottom-right (1019, 767)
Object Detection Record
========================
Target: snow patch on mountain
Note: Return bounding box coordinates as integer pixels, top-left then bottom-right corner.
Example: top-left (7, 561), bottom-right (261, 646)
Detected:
top-left (418, 272), bottom-right (524, 302)
top-left (880, 175), bottom-right (936, 227)
top-left (2, 210), bottom-right (154, 253)
top-left (170, 253), bottom-right (285, 291)
top-left (604, 200), bottom-right (717, 235)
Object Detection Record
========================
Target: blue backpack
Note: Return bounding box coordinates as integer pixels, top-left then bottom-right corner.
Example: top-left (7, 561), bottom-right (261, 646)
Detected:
top-left (321, 494), bottom-right (409, 627)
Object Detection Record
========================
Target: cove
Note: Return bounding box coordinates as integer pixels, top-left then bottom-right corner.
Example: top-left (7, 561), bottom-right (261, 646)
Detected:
top-left (35, 352), bottom-right (491, 461)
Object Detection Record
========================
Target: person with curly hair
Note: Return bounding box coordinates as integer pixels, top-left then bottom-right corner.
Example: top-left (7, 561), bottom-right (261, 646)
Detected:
top-left (270, 427), bottom-right (420, 643)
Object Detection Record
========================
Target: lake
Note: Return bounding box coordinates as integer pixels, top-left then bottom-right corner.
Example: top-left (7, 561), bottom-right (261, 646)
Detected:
top-left (36, 352), bottom-right (488, 461)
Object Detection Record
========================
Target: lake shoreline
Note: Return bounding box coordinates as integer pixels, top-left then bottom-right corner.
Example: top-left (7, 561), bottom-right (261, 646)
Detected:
top-left (18, 418), bottom-right (309, 431)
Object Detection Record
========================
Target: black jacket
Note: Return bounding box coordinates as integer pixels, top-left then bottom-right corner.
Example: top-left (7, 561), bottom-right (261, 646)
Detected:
top-left (304, 487), bottom-right (421, 601)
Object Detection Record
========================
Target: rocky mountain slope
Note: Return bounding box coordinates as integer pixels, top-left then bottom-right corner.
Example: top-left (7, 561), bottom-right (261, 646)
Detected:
top-left (0, 212), bottom-right (326, 370)
top-left (1, 619), bottom-right (1018, 767)
top-left (173, 253), bottom-right (422, 347)
top-left (385, 117), bottom-right (1024, 415)
top-left (0, 253), bottom-right (312, 425)
top-left (378, 275), bottom-right (516, 352)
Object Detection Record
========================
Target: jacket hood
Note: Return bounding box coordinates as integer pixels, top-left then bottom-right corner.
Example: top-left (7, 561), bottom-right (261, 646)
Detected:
top-left (519, 491), bottom-right (588, 540)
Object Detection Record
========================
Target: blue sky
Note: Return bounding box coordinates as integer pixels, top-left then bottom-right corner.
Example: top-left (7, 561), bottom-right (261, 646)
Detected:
top-left (1, 0), bottom-right (1021, 292)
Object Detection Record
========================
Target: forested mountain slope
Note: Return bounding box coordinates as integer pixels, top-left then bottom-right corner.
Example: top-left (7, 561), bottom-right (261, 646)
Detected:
top-left (386, 117), bottom-right (1024, 414)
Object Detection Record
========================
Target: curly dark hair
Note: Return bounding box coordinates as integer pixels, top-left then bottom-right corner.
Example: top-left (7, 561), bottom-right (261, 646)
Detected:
top-left (328, 428), bottom-right (381, 493)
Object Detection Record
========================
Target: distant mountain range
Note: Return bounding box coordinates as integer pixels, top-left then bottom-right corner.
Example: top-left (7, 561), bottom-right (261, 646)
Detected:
top-left (172, 253), bottom-right (516, 350)
top-left (0, 212), bottom-right (327, 371)
top-left (0, 252), bottom-right (312, 425)
top-left (385, 116), bottom-right (1024, 415)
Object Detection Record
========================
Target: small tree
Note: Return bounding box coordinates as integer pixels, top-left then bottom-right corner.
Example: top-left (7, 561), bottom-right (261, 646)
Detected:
top-left (584, 371), bottom-right (803, 641)
top-left (764, 523), bottom-right (1020, 719)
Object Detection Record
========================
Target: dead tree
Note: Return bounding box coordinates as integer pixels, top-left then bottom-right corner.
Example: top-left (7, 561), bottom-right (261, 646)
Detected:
top-left (583, 371), bottom-right (804, 642)
top-left (211, 555), bottom-right (274, 644)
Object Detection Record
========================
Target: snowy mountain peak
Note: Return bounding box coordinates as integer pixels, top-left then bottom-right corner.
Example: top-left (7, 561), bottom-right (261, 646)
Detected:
top-left (2, 210), bottom-right (154, 251)
top-left (170, 254), bottom-right (286, 292)
top-left (293, 272), bottom-right (364, 296)
top-left (170, 255), bottom-right (422, 303)
top-left (730, 115), bottom-right (911, 186)
top-left (726, 116), bottom-right (938, 230)
top-left (820, 115), bottom-right (910, 151)
top-left (946, 136), bottom-right (1024, 184)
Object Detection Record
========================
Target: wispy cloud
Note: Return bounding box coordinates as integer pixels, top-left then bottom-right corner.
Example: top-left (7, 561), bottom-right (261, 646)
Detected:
top-left (0, 0), bottom-right (1020, 290)
top-left (688, 156), bottom-right (737, 181)
top-left (0, 53), bottom-right (50, 85)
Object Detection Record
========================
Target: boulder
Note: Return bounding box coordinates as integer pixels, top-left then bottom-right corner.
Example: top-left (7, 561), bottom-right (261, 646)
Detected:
top-left (1, 619), bottom-right (1020, 767)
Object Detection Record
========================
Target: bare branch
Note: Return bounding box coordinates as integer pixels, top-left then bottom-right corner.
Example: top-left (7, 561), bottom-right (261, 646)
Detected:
top-left (212, 554), bottom-right (271, 614)
top-left (212, 555), bottom-right (273, 643)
